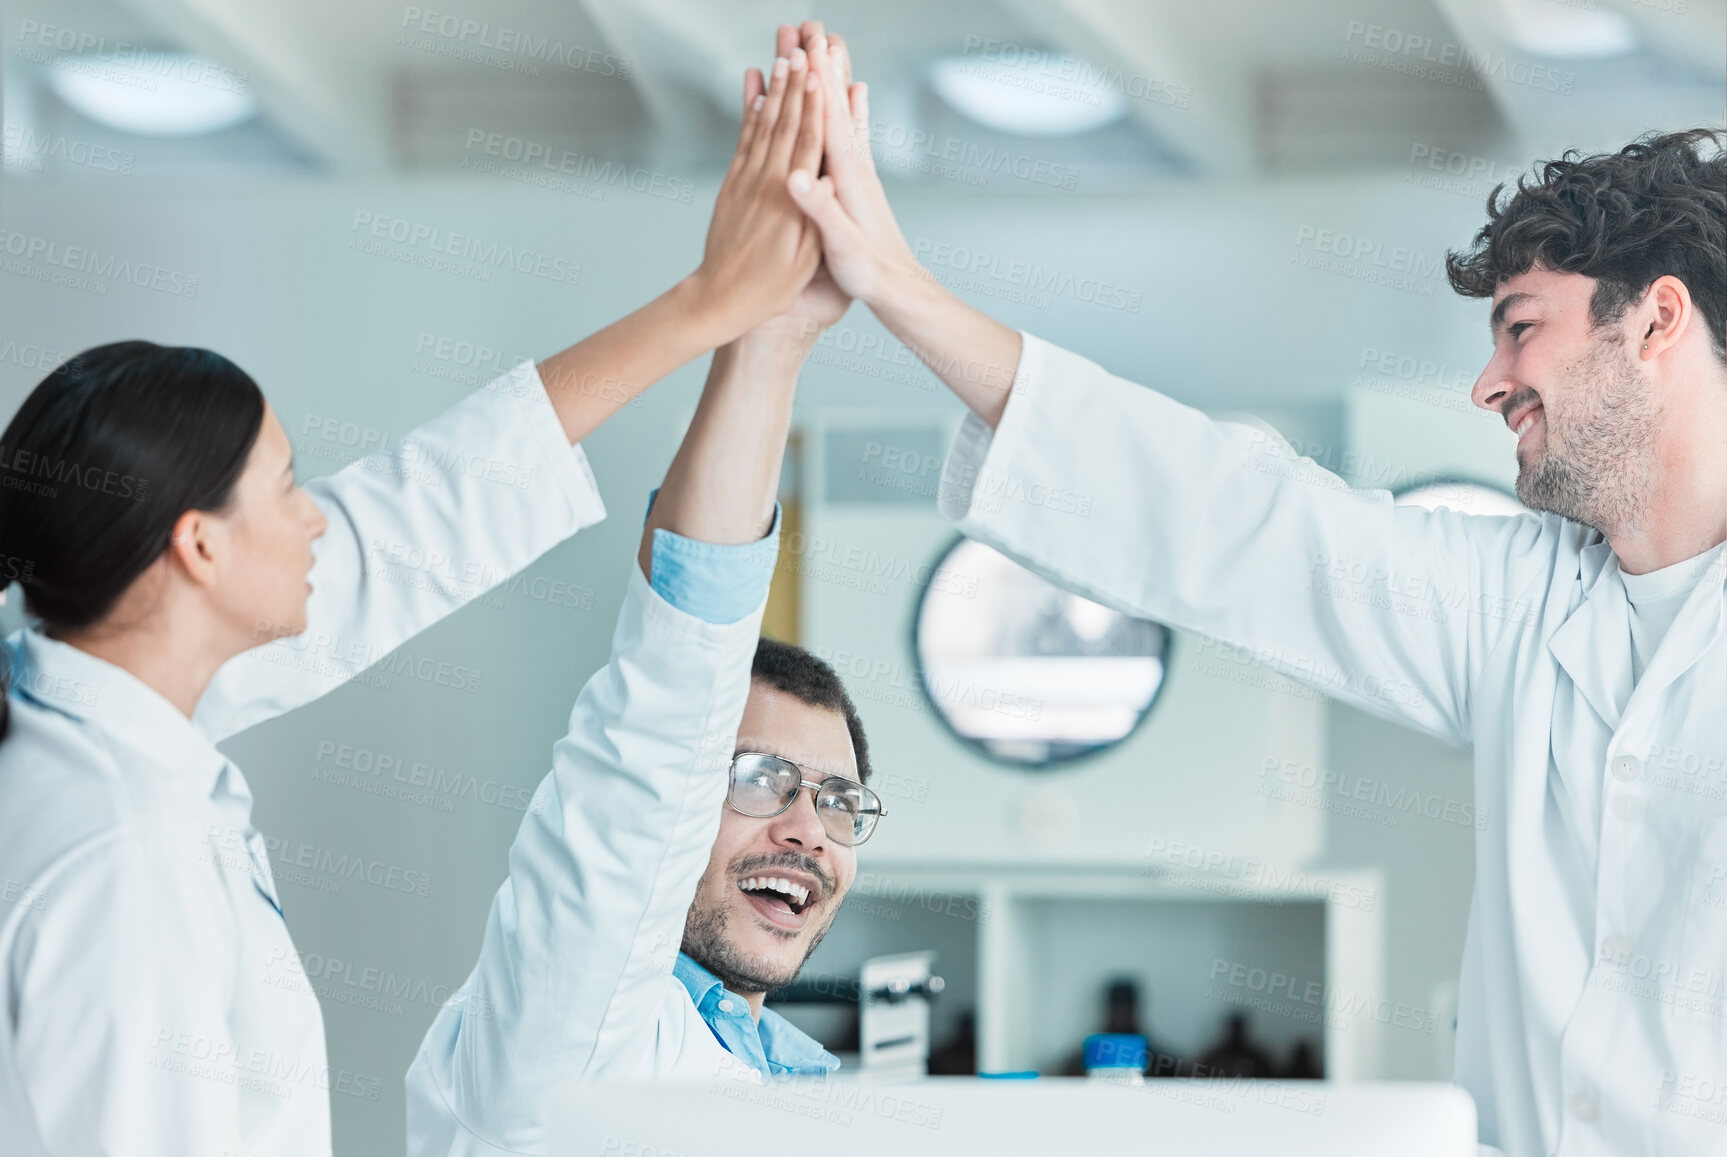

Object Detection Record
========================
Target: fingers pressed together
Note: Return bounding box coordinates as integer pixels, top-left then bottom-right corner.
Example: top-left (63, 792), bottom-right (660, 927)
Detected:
top-left (733, 27), bottom-right (825, 186)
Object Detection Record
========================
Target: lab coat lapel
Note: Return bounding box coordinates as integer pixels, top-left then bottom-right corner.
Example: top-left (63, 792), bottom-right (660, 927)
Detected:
top-left (1547, 540), bottom-right (1632, 733)
top-left (1622, 551), bottom-right (1726, 725)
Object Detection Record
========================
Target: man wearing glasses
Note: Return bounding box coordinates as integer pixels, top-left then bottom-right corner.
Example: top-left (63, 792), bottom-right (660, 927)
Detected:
top-left (407, 26), bottom-right (886, 1157)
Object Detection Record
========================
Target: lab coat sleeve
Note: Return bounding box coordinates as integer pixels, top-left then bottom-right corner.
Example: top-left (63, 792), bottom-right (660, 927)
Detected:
top-left (11, 837), bottom-right (251, 1157)
top-left (405, 561), bottom-right (764, 1157)
top-left (196, 361), bottom-right (608, 742)
top-left (938, 333), bottom-right (1548, 746)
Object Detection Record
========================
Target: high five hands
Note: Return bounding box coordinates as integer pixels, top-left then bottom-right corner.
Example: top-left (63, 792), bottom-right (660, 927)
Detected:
top-left (693, 25), bottom-right (849, 344)
top-left (781, 22), bottom-right (920, 310)
top-left (692, 22), bottom-right (924, 340)
top-left (696, 20), bottom-right (1020, 424)
top-left (786, 19), bottom-right (1023, 426)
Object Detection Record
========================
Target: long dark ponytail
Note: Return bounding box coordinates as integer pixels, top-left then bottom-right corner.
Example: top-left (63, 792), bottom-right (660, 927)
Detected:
top-left (0, 341), bottom-right (266, 739)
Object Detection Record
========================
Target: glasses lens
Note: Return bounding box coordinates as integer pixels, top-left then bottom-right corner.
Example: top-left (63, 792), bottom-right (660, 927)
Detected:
top-left (816, 777), bottom-right (883, 846)
top-left (728, 753), bottom-right (800, 817)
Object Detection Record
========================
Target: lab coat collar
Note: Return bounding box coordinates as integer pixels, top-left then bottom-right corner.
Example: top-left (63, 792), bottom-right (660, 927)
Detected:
top-left (6, 628), bottom-right (230, 799)
top-left (1547, 539), bottom-right (1727, 733)
top-left (1623, 546), bottom-right (1727, 722)
top-left (1546, 537), bottom-right (1632, 732)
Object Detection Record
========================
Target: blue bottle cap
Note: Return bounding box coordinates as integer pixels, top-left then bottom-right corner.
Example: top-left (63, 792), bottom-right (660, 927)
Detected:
top-left (1083, 1033), bottom-right (1148, 1071)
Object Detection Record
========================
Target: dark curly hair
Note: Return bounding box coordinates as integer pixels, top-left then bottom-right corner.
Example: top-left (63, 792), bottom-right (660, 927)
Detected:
top-left (1446, 128), bottom-right (1726, 365)
top-left (750, 637), bottom-right (871, 782)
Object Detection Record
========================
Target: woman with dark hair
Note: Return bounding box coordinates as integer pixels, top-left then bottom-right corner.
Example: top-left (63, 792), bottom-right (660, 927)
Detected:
top-left (0, 52), bottom-right (828, 1157)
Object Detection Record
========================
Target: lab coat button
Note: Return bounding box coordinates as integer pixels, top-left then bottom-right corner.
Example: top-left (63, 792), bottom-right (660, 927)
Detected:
top-left (1568, 1091), bottom-right (1599, 1123)
top-left (1610, 754), bottom-right (1644, 782)
top-left (1610, 792), bottom-right (1645, 823)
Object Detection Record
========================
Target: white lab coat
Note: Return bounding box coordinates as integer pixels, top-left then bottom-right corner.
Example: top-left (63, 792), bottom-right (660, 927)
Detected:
top-left (406, 566), bottom-right (769, 1157)
top-left (936, 334), bottom-right (1727, 1157)
top-left (0, 361), bottom-right (606, 1157)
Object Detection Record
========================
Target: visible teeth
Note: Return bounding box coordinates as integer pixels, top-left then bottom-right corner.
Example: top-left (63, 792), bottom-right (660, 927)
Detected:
top-left (1515, 411), bottom-right (1537, 437)
top-left (739, 875), bottom-right (810, 907)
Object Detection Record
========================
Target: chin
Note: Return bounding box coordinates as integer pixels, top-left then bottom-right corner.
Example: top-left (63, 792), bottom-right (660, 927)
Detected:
top-left (733, 926), bottom-right (813, 978)
top-left (739, 922), bottom-right (804, 961)
top-left (260, 604), bottom-right (311, 643)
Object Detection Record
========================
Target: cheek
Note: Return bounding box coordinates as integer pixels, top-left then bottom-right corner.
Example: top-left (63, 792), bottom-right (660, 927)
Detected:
top-left (706, 810), bottom-right (755, 873)
top-left (1514, 348), bottom-right (1548, 389)
top-left (831, 857), bottom-right (858, 901)
top-left (274, 507), bottom-right (314, 568)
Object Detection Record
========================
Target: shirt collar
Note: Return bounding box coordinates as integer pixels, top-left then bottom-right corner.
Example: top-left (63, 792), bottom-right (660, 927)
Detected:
top-left (673, 952), bottom-right (840, 1076)
top-left (5, 628), bottom-right (230, 798)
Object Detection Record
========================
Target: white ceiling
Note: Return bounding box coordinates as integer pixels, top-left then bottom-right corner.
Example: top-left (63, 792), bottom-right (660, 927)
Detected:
top-left (4, 0), bottom-right (1723, 182)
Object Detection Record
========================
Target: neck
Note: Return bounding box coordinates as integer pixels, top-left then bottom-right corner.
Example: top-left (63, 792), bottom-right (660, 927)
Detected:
top-left (1608, 399), bottom-right (1727, 575)
top-left (55, 614), bottom-right (232, 718)
top-left (741, 991), bottom-right (765, 1020)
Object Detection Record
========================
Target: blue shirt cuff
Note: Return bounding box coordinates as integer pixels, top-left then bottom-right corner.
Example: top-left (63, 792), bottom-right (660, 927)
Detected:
top-left (644, 489), bottom-right (782, 625)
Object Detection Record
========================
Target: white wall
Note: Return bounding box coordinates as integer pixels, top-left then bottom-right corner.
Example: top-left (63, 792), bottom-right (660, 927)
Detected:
top-left (0, 169), bottom-right (1502, 1152)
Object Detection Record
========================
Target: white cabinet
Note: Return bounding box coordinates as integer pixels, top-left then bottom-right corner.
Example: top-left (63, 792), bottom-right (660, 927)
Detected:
top-left (789, 864), bottom-right (1385, 1078)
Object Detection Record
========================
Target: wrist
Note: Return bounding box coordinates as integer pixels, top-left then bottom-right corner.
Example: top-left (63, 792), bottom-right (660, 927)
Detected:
top-left (729, 321), bottom-right (819, 380)
top-left (861, 248), bottom-right (934, 314)
top-left (672, 270), bottom-right (753, 351)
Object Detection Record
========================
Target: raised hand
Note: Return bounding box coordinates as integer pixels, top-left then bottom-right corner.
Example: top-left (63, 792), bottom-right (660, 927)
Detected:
top-left (776, 21), bottom-right (1023, 426)
top-left (690, 26), bottom-right (827, 342)
top-left (782, 22), bottom-right (919, 307)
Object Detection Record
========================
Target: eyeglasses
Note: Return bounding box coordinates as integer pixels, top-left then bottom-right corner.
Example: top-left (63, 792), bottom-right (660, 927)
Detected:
top-left (726, 752), bottom-right (886, 847)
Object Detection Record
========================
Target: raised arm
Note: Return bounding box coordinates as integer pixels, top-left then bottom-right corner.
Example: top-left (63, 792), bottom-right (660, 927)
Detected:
top-left (194, 35), bottom-right (828, 741)
top-left (784, 22), bottom-right (1552, 743)
top-left (536, 27), bottom-right (829, 445)
top-left (407, 33), bottom-right (845, 1155)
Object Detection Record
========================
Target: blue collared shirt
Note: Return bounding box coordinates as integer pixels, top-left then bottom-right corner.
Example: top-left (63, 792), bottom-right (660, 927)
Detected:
top-left (672, 952), bottom-right (840, 1076)
top-left (646, 491), bottom-right (783, 625)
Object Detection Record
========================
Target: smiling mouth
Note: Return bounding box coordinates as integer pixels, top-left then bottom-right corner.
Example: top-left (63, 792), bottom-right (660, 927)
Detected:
top-left (1506, 401), bottom-right (1544, 452)
top-left (738, 875), bottom-right (815, 920)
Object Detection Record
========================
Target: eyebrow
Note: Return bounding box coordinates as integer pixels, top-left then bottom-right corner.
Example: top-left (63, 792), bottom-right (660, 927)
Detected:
top-left (1490, 292), bottom-right (1535, 334)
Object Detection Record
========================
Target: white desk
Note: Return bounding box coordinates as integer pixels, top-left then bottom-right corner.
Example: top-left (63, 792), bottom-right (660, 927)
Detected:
top-left (548, 1077), bottom-right (1476, 1156)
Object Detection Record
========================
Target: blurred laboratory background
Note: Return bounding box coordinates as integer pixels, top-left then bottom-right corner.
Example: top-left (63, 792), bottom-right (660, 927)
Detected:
top-left (1, 0), bottom-right (1721, 1151)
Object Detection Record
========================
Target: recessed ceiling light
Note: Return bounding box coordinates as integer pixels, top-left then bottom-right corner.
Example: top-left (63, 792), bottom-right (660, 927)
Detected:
top-left (928, 53), bottom-right (1126, 136)
top-left (48, 53), bottom-right (255, 136)
top-left (1498, 0), bottom-right (1638, 59)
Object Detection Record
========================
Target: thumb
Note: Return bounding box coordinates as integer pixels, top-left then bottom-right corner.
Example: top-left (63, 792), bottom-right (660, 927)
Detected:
top-left (788, 170), bottom-right (858, 243)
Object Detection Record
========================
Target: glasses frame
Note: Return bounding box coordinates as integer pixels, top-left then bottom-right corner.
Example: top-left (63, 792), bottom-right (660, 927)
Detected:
top-left (725, 751), bottom-right (886, 847)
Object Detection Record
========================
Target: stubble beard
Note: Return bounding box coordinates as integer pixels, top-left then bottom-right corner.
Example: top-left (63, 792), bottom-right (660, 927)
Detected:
top-left (1516, 331), bottom-right (1660, 538)
top-left (680, 866), bottom-right (838, 997)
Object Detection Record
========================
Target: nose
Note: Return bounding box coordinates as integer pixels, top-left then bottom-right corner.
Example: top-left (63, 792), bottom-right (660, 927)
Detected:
top-left (767, 786), bottom-right (828, 853)
top-left (1471, 347), bottom-right (1514, 414)
top-left (302, 491), bottom-right (329, 539)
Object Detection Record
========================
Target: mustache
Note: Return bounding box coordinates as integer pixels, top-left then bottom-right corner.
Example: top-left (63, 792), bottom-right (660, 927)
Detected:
top-left (730, 850), bottom-right (834, 900)
top-left (1500, 386), bottom-right (1541, 422)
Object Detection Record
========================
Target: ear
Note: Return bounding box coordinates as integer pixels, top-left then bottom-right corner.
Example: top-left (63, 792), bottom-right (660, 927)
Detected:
top-left (1638, 274), bottom-right (1693, 360)
top-left (166, 507), bottom-right (222, 589)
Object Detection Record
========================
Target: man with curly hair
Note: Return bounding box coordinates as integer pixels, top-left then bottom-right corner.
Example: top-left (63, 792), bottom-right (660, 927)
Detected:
top-left (782, 28), bottom-right (1724, 1153)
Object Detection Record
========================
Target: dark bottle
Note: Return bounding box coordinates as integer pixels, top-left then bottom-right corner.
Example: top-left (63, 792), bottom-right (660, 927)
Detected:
top-left (928, 1009), bottom-right (978, 1076)
top-left (1196, 1012), bottom-right (1276, 1077)
top-left (1282, 1039), bottom-right (1323, 1079)
top-left (1058, 978), bottom-right (1184, 1076)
